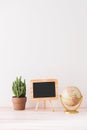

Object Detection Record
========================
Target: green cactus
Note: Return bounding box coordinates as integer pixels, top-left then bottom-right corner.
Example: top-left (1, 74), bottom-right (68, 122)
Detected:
top-left (12, 76), bottom-right (26, 97)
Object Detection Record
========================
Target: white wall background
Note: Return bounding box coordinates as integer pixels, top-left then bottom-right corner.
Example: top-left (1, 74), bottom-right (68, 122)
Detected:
top-left (0, 0), bottom-right (87, 108)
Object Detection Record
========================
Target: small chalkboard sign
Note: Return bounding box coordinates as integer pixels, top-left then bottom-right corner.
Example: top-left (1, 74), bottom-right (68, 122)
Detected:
top-left (30, 79), bottom-right (58, 111)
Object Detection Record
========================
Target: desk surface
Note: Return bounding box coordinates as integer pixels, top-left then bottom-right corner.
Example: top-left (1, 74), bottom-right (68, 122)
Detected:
top-left (0, 107), bottom-right (87, 130)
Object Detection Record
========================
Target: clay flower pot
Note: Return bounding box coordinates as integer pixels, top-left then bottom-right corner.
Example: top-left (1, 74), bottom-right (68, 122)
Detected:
top-left (12, 97), bottom-right (27, 110)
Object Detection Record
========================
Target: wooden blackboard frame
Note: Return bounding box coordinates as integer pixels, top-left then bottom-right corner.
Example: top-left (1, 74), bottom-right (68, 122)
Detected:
top-left (30, 79), bottom-right (58, 101)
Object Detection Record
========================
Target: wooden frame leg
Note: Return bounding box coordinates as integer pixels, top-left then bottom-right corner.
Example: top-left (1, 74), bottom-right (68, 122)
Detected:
top-left (44, 100), bottom-right (46, 109)
top-left (49, 100), bottom-right (55, 112)
top-left (35, 101), bottom-right (40, 111)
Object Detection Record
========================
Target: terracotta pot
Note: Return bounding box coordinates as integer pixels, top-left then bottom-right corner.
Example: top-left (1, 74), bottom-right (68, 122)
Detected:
top-left (12, 97), bottom-right (27, 110)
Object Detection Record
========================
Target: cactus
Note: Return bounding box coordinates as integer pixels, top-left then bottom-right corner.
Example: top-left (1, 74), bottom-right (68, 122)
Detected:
top-left (12, 76), bottom-right (26, 97)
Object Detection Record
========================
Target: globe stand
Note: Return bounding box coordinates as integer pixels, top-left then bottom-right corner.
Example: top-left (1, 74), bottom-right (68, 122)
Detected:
top-left (60, 95), bottom-right (83, 114)
top-left (64, 110), bottom-right (78, 114)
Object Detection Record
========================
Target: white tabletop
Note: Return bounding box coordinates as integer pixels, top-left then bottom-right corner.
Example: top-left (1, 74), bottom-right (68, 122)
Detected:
top-left (0, 107), bottom-right (87, 130)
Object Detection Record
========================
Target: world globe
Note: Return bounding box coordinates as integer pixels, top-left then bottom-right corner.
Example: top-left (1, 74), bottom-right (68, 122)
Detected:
top-left (60, 86), bottom-right (83, 114)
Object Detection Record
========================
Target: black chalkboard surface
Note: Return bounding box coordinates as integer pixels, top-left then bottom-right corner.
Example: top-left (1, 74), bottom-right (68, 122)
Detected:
top-left (33, 82), bottom-right (55, 98)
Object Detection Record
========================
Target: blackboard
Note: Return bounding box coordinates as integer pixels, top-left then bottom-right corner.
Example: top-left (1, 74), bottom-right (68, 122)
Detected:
top-left (33, 82), bottom-right (55, 98)
top-left (30, 79), bottom-right (58, 100)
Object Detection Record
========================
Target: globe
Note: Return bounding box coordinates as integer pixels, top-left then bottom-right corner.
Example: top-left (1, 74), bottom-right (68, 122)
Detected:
top-left (60, 86), bottom-right (83, 114)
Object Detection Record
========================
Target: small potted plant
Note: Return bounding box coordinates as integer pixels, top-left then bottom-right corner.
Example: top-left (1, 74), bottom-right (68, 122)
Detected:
top-left (12, 76), bottom-right (27, 110)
